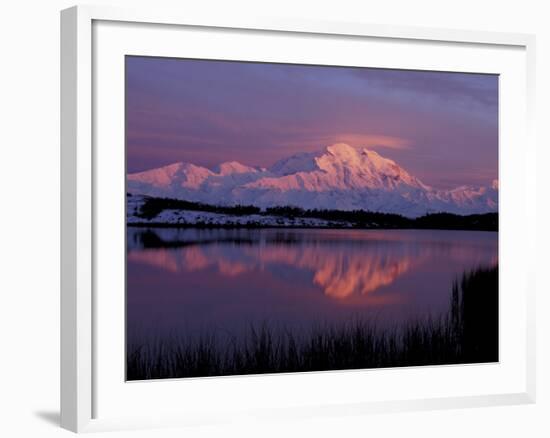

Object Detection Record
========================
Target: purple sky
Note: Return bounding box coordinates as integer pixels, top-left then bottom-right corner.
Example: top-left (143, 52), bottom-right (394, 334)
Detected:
top-left (126, 56), bottom-right (498, 189)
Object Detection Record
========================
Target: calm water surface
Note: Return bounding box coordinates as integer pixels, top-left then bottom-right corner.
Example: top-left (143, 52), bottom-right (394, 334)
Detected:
top-left (127, 228), bottom-right (498, 344)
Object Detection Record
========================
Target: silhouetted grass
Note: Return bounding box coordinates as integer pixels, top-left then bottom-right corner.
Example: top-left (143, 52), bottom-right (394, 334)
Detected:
top-left (127, 266), bottom-right (498, 380)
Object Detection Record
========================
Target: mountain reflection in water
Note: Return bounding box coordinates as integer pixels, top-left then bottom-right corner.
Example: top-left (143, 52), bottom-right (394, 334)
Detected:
top-left (127, 228), bottom-right (498, 339)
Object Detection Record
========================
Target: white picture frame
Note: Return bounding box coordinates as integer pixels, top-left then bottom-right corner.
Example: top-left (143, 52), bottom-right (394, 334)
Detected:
top-left (60, 4), bottom-right (536, 433)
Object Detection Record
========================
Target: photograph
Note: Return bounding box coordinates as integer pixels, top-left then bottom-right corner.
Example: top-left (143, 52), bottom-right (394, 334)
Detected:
top-left (125, 56), bottom-right (499, 381)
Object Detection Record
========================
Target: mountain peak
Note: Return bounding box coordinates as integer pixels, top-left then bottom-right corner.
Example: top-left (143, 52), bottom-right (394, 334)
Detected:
top-left (326, 143), bottom-right (357, 157)
top-left (361, 148), bottom-right (381, 158)
top-left (324, 144), bottom-right (388, 168)
top-left (212, 161), bottom-right (258, 176)
top-left (269, 151), bottom-right (319, 176)
top-left (127, 144), bottom-right (498, 217)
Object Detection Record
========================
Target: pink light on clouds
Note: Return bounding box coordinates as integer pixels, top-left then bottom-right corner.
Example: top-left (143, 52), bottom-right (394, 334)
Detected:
top-left (126, 56), bottom-right (498, 190)
top-left (323, 133), bottom-right (410, 150)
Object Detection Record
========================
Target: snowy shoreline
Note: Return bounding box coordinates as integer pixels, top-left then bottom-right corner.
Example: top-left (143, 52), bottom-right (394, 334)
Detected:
top-left (127, 143), bottom-right (498, 218)
top-left (127, 208), bottom-right (356, 228)
top-left (126, 194), bottom-right (498, 231)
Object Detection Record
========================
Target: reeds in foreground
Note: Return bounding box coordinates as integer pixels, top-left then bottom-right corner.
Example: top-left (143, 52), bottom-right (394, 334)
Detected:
top-left (127, 266), bottom-right (498, 380)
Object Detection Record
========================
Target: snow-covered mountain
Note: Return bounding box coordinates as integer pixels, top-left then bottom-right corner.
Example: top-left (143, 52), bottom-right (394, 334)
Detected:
top-left (127, 143), bottom-right (498, 217)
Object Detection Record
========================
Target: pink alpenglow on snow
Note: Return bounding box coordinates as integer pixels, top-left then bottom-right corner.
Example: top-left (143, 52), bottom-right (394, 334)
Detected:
top-left (127, 143), bottom-right (498, 217)
top-left (125, 57), bottom-right (500, 381)
top-left (126, 57), bottom-right (498, 191)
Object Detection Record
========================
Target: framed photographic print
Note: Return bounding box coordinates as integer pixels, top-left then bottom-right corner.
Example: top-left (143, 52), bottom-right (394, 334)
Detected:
top-left (61, 5), bottom-right (536, 433)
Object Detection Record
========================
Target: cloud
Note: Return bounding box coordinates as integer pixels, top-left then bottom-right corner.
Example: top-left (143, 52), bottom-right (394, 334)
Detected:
top-left (323, 133), bottom-right (410, 150)
top-left (349, 68), bottom-right (498, 110)
top-left (126, 56), bottom-right (497, 189)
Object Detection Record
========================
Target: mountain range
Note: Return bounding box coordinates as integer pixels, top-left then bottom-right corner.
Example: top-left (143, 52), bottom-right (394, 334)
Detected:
top-left (127, 143), bottom-right (498, 218)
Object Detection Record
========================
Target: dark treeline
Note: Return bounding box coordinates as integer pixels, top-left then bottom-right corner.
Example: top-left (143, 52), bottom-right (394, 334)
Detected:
top-left (127, 266), bottom-right (498, 380)
top-left (130, 194), bottom-right (498, 231)
top-left (134, 195), bottom-right (261, 220)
